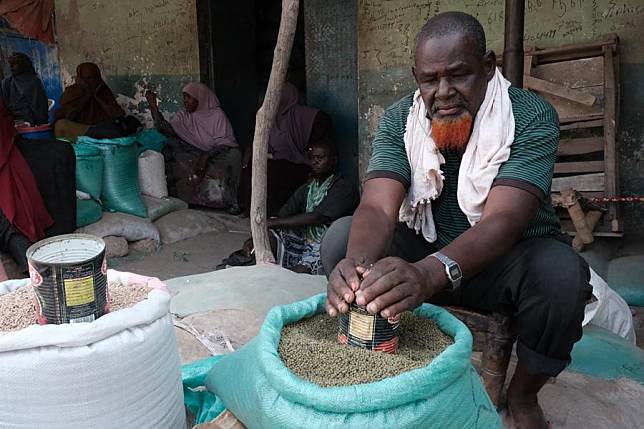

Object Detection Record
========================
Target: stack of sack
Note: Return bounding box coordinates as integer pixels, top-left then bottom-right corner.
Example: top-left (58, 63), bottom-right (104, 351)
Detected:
top-left (74, 143), bottom-right (104, 227)
top-left (73, 130), bottom-right (187, 258)
top-left (74, 129), bottom-right (226, 257)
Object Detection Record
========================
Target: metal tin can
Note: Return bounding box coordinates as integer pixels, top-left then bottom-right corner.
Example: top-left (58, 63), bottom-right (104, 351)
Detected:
top-left (26, 234), bottom-right (108, 325)
top-left (338, 303), bottom-right (400, 353)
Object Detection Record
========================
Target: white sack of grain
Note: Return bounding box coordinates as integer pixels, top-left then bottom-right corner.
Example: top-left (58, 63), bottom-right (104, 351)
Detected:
top-left (583, 268), bottom-right (636, 344)
top-left (138, 150), bottom-right (168, 198)
top-left (77, 211), bottom-right (160, 243)
top-left (0, 270), bottom-right (185, 429)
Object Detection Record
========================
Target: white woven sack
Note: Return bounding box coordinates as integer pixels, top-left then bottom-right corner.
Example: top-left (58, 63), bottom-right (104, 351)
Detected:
top-left (583, 268), bottom-right (636, 344)
top-left (138, 150), bottom-right (168, 198)
top-left (0, 271), bottom-right (185, 429)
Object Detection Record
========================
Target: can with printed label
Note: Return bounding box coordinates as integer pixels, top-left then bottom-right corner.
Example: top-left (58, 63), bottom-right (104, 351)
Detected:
top-left (338, 304), bottom-right (400, 353)
top-left (26, 234), bottom-right (108, 325)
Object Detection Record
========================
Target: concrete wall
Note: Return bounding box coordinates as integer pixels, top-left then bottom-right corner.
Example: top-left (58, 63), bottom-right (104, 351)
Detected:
top-left (55, 0), bottom-right (200, 126)
top-left (356, 0), bottom-right (644, 231)
top-left (305, 0), bottom-right (360, 185)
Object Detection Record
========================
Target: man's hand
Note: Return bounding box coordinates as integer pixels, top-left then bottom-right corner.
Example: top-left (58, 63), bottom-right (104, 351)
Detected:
top-left (355, 257), bottom-right (442, 318)
top-left (326, 258), bottom-right (368, 317)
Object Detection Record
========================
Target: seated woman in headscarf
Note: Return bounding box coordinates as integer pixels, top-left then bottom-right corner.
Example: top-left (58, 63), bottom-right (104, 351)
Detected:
top-left (145, 83), bottom-right (241, 213)
top-left (0, 100), bottom-right (55, 274)
top-left (1, 52), bottom-right (49, 126)
top-left (222, 140), bottom-right (359, 274)
top-left (241, 82), bottom-right (333, 216)
top-left (54, 62), bottom-right (137, 141)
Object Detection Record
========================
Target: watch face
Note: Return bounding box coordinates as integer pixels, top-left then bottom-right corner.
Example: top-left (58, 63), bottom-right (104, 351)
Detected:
top-left (449, 264), bottom-right (462, 279)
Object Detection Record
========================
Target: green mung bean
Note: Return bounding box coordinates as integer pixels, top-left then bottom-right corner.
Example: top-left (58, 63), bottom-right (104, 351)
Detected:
top-left (278, 312), bottom-right (454, 387)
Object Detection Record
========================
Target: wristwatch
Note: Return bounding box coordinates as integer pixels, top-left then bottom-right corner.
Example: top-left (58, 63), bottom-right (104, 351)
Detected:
top-left (430, 251), bottom-right (463, 290)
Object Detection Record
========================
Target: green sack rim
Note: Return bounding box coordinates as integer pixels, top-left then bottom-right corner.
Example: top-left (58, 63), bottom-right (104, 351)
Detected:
top-left (73, 144), bottom-right (101, 157)
top-left (256, 293), bottom-right (474, 413)
top-left (77, 135), bottom-right (137, 147)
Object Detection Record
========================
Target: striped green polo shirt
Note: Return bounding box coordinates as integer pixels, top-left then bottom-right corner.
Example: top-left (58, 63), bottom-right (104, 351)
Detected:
top-left (366, 87), bottom-right (561, 248)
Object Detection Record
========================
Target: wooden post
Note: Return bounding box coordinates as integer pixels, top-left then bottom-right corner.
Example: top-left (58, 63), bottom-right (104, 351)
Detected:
top-left (250, 0), bottom-right (300, 264)
top-left (602, 44), bottom-right (620, 232)
top-left (572, 210), bottom-right (603, 252)
top-left (560, 188), bottom-right (594, 245)
top-left (503, 0), bottom-right (525, 87)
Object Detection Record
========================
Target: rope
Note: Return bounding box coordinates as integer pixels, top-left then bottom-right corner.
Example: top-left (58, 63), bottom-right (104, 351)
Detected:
top-left (589, 196), bottom-right (644, 203)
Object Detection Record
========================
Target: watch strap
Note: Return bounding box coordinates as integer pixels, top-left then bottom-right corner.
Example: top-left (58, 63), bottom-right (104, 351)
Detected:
top-left (430, 251), bottom-right (462, 290)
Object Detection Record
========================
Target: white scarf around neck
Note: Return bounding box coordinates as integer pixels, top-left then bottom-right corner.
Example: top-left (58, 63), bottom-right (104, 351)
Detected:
top-left (399, 67), bottom-right (515, 242)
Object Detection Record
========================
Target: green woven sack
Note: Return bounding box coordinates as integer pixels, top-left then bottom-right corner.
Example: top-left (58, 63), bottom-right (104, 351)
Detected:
top-left (182, 356), bottom-right (226, 425)
top-left (74, 144), bottom-right (104, 200)
top-left (607, 256), bottom-right (644, 306)
top-left (77, 136), bottom-right (147, 218)
top-left (205, 294), bottom-right (501, 429)
top-left (569, 325), bottom-right (644, 383)
top-left (135, 128), bottom-right (167, 153)
top-left (76, 198), bottom-right (102, 227)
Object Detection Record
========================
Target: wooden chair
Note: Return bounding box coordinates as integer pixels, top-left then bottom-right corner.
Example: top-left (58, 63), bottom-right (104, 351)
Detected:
top-left (445, 306), bottom-right (516, 408)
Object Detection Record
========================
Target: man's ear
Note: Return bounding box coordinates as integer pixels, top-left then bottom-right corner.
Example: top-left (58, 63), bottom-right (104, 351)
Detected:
top-left (483, 50), bottom-right (496, 81)
top-left (412, 66), bottom-right (418, 84)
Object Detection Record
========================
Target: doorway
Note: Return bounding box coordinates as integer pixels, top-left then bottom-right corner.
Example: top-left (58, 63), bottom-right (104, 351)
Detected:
top-left (196, 0), bottom-right (307, 150)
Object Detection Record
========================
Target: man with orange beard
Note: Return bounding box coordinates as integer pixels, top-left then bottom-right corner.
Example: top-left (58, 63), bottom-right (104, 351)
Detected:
top-left (321, 12), bottom-right (591, 429)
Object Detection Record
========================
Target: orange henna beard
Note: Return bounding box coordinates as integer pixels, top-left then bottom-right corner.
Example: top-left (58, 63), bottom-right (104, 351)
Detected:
top-left (431, 112), bottom-right (473, 152)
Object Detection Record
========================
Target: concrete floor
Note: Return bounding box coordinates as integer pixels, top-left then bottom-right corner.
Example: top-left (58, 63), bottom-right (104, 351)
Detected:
top-left (108, 210), bottom-right (644, 429)
top-left (108, 211), bottom-right (249, 280)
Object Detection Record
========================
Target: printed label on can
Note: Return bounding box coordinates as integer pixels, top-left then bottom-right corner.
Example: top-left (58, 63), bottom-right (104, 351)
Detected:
top-left (69, 314), bottom-right (96, 324)
top-left (349, 312), bottom-right (375, 341)
top-left (101, 257), bottom-right (107, 275)
top-left (63, 276), bottom-right (95, 306)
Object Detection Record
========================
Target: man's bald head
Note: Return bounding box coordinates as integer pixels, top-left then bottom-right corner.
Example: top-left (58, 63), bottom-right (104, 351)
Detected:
top-left (415, 11), bottom-right (486, 58)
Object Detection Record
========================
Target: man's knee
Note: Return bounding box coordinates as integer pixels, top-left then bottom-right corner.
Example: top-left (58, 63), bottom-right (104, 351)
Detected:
top-left (522, 238), bottom-right (591, 313)
top-left (320, 216), bottom-right (352, 277)
top-left (512, 239), bottom-right (592, 375)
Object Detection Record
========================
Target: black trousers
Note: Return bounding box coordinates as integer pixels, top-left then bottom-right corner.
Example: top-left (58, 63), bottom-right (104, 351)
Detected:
top-left (320, 216), bottom-right (592, 377)
top-left (0, 210), bottom-right (30, 273)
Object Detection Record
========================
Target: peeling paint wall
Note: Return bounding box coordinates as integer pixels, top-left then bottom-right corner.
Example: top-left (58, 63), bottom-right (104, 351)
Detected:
top-left (357, 0), bottom-right (644, 231)
top-left (55, 0), bottom-right (200, 127)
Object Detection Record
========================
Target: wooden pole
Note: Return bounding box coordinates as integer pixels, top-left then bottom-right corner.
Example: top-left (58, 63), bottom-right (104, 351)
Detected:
top-left (250, 0), bottom-right (300, 264)
top-left (572, 210), bottom-right (603, 252)
top-left (503, 0), bottom-right (525, 87)
top-left (559, 188), bottom-right (594, 245)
